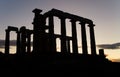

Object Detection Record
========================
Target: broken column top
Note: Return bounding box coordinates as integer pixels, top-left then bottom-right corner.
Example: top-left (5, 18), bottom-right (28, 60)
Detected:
top-left (32, 8), bottom-right (42, 13)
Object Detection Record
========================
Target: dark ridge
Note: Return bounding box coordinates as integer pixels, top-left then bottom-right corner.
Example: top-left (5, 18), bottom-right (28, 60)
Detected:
top-left (0, 52), bottom-right (119, 77)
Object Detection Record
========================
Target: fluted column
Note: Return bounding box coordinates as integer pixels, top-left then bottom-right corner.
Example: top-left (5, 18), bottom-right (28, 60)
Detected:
top-left (32, 9), bottom-right (44, 53)
top-left (66, 39), bottom-right (70, 53)
top-left (88, 24), bottom-right (96, 55)
top-left (5, 29), bottom-right (10, 55)
top-left (27, 33), bottom-right (31, 53)
top-left (99, 49), bottom-right (105, 57)
top-left (70, 19), bottom-right (78, 54)
top-left (80, 21), bottom-right (88, 54)
top-left (48, 16), bottom-right (56, 53)
top-left (16, 31), bottom-right (21, 54)
top-left (59, 17), bottom-right (67, 53)
top-left (20, 26), bottom-right (27, 54)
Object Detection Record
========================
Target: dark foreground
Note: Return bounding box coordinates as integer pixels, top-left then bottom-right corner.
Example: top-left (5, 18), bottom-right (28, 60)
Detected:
top-left (0, 52), bottom-right (119, 77)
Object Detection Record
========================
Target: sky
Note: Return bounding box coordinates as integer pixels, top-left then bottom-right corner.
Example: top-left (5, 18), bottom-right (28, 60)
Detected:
top-left (0, 0), bottom-right (120, 62)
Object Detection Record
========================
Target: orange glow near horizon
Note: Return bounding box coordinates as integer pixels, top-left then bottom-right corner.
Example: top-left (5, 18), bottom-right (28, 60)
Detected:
top-left (0, 46), bottom-right (120, 62)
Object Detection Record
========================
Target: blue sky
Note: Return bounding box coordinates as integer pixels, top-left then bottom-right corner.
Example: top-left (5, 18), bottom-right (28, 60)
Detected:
top-left (0, 0), bottom-right (120, 61)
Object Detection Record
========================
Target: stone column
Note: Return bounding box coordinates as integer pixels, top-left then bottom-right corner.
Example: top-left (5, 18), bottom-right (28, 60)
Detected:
top-left (66, 39), bottom-right (70, 53)
top-left (16, 31), bottom-right (21, 54)
top-left (32, 9), bottom-right (43, 53)
top-left (88, 24), bottom-right (96, 55)
top-left (99, 49), bottom-right (105, 57)
top-left (48, 16), bottom-right (56, 53)
top-left (20, 26), bottom-right (27, 54)
top-left (5, 29), bottom-right (10, 55)
top-left (59, 17), bottom-right (67, 53)
top-left (70, 19), bottom-right (78, 54)
top-left (80, 21), bottom-right (88, 54)
top-left (27, 32), bottom-right (31, 53)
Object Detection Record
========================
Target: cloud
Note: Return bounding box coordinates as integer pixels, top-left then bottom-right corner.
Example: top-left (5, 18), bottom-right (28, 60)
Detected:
top-left (0, 39), bottom-right (33, 49)
top-left (97, 42), bottom-right (120, 49)
top-left (0, 39), bottom-right (5, 49)
top-left (0, 39), bottom-right (17, 49)
top-left (9, 40), bottom-right (17, 46)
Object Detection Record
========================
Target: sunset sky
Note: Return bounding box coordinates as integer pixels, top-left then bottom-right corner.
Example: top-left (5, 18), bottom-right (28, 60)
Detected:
top-left (0, 0), bottom-right (120, 62)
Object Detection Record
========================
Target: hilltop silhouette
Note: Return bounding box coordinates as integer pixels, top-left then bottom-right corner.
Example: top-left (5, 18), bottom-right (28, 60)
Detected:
top-left (0, 8), bottom-right (120, 76)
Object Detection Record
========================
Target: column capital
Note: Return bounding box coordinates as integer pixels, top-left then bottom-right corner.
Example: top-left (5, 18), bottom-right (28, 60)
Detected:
top-left (79, 21), bottom-right (86, 25)
top-left (32, 8), bottom-right (42, 14)
top-left (20, 26), bottom-right (26, 32)
top-left (70, 19), bottom-right (77, 22)
top-left (16, 31), bottom-right (20, 33)
top-left (5, 29), bottom-right (10, 32)
top-left (27, 30), bottom-right (33, 34)
top-left (48, 15), bottom-right (54, 17)
top-left (58, 16), bottom-right (66, 20)
top-left (88, 24), bottom-right (95, 27)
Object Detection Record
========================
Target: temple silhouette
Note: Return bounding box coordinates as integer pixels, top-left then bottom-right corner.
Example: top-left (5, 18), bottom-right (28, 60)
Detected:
top-left (5, 8), bottom-right (102, 56)
top-left (0, 8), bottom-right (120, 76)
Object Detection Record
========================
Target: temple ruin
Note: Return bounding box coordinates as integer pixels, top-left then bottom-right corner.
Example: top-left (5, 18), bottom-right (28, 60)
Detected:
top-left (4, 8), bottom-right (105, 57)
